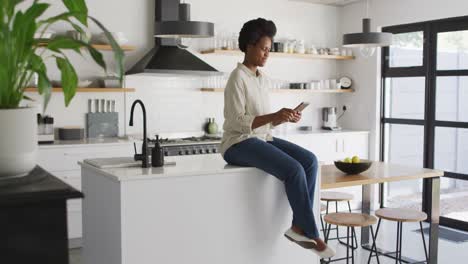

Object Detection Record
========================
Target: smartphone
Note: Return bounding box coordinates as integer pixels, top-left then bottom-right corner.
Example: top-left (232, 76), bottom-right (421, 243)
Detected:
top-left (294, 102), bottom-right (310, 112)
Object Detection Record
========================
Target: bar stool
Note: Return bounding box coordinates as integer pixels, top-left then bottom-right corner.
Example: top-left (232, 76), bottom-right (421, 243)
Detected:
top-left (323, 213), bottom-right (379, 264)
top-left (367, 208), bottom-right (429, 264)
top-left (320, 203), bottom-right (327, 234)
top-left (321, 191), bottom-right (358, 249)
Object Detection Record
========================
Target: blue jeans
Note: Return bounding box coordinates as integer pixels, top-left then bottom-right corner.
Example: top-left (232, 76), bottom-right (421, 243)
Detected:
top-left (223, 137), bottom-right (320, 239)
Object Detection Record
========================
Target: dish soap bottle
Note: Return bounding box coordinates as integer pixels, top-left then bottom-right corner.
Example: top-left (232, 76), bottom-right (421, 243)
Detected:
top-left (151, 135), bottom-right (164, 167)
top-left (207, 118), bottom-right (218, 135)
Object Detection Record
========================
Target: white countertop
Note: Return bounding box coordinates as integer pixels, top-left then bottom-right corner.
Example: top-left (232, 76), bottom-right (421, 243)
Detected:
top-left (80, 154), bottom-right (260, 182)
top-left (38, 137), bottom-right (135, 148)
top-left (277, 129), bottom-right (369, 136)
top-left (40, 129), bottom-right (369, 148)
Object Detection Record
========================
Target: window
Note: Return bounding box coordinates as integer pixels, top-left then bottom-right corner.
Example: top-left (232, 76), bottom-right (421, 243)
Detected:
top-left (382, 16), bottom-right (468, 231)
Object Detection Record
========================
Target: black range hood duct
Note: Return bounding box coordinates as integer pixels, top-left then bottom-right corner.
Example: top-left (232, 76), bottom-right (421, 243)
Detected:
top-left (127, 0), bottom-right (218, 75)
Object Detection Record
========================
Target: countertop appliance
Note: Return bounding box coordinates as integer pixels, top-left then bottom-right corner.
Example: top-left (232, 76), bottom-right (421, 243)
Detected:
top-left (148, 135), bottom-right (221, 156)
top-left (322, 107), bottom-right (341, 131)
top-left (127, 0), bottom-right (218, 75)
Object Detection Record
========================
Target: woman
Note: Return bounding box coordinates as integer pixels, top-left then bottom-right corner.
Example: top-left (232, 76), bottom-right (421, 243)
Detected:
top-left (220, 18), bottom-right (335, 259)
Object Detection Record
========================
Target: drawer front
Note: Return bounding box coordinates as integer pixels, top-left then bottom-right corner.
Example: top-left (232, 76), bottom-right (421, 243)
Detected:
top-left (38, 144), bottom-right (134, 172)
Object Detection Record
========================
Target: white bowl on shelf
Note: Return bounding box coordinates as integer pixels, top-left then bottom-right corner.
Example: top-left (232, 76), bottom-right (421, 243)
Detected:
top-left (98, 32), bottom-right (128, 45)
top-left (78, 80), bottom-right (93, 87)
top-left (34, 30), bottom-right (56, 40)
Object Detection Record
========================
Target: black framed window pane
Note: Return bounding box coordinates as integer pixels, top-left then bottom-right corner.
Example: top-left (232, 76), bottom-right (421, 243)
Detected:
top-left (439, 178), bottom-right (468, 223)
top-left (437, 30), bottom-right (468, 70)
top-left (436, 77), bottom-right (468, 122)
top-left (384, 124), bottom-right (424, 166)
top-left (384, 123), bottom-right (424, 210)
top-left (389, 31), bottom-right (424, 67)
top-left (384, 77), bottom-right (426, 119)
top-left (434, 127), bottom-right (468, 176)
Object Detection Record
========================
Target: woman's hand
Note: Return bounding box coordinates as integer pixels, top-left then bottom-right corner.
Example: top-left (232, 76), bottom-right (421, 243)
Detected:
top-left (273, 108), bottom-right (301, 125)
top-left (289, 111), bottom-right (302, 123)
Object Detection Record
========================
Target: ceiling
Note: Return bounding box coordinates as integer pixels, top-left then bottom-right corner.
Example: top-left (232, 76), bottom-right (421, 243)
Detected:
top-left (289, 0), bottom-right (363, 6)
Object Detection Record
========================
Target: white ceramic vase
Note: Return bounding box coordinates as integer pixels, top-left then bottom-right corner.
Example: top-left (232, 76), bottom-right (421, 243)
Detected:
top-left (0, 107), bottom-right (37, 178)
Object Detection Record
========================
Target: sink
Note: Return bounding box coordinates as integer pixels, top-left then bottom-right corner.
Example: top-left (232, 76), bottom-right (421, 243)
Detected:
top-left (84, 157), bottom-right (141, 169)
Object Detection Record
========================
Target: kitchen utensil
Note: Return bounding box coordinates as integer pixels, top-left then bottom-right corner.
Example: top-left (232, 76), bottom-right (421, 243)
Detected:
top-left (294, 40), bottom-right (305, 54)
top-left (111, 100), bottom-right (116, 112)
top-left (101, 99), bottom-right (105, 113)
top-left (78, 80), bottom-right (92, 87)
top-left (334, 160), bottom-right (372, 175)
top-left (58, 127), bottom-right (84, 140)
top-left (86, 112), bottom-right (119, 138)
top-left (37, 114), bottom-right (54, 144)
top-left (106, 100), bottom-right (111, 112)
top-left (88, 99), bottom-right (93, 113)
top-left (103, 77), bottom-right (121, 88)
top-left (151, 135), bottom-right (164, 167)
top-left (94, 99), bottom-right (100, 113)
top-left (34, 30), bottom-right (55, 40)
top-left (98, 32), bottom-right (128, 45)
top-left (322, 107), bottom-right (341, 130)
top-left (51, 80), bottom-right (62, 87)
top-left (67, 30), bottom-right (91, 43)
top-left (207, 118), bottom-right (218, 135)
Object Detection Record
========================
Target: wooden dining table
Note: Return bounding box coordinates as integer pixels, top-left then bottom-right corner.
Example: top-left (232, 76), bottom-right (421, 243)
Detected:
top-left (321, 162), bottom-right (444, 264)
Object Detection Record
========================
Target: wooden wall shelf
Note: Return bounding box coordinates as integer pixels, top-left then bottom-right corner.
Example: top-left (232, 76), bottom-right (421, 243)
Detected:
top-left (37, 43), bottom-right (136, 52)
top-left (200, 88), bottom-right (354, 93)
top-left (24, 87), bottom-right (136, 93)
top-left (200, 49), bottom-right (354, 60)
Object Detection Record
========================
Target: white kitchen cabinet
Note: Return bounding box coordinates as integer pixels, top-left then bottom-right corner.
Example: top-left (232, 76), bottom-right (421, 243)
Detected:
top-left (280, 131), bottom-right (369, 164)
top-left (37, 142), bottom-right (134, 242)
top-left (337, 133), bottom-right (369, 160)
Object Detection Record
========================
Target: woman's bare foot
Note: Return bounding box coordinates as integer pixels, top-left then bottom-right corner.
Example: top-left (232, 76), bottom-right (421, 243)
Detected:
top-left (291, 225), bottom-right (328, 251)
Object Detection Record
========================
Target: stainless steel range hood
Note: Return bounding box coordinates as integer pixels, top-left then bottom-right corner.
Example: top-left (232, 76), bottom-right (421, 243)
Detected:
top-left (127, 0), bottom-right (218, 75)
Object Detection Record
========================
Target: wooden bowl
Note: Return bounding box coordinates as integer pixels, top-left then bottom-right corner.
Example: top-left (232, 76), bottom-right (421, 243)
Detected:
top-left (334, 160), bottom-right (372, 174)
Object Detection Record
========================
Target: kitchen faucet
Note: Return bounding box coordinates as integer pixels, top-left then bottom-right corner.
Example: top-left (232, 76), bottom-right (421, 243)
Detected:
top-left (129, 99), bottom-right (149, 168)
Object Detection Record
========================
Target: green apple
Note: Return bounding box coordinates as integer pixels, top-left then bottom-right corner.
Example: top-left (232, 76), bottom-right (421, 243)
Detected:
top-left (343, 157), bottom-right (352, 163)
top-left (352, 155), bottom-right (360, 163)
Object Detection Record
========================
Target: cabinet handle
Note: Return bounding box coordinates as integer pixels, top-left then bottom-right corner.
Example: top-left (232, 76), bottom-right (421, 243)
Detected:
top-left (342, 139), bottom-right (345, 152)
top-left (335, 140), bottom-right (339, 153)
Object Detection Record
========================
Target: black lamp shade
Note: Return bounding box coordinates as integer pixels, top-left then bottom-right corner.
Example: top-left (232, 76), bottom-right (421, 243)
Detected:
top-left (343, 18), bottom-right (392, 47)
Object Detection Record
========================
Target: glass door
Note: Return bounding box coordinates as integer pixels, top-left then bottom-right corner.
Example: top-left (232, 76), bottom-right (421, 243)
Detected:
top-left (432, 21), bottom-right (468, 229)
top-left (381, 25), bottom-right (428, 210)
top-left (382, 16), bottom-right (468, 231)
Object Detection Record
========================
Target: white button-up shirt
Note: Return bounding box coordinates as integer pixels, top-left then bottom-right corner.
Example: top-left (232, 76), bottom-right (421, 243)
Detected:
top-left (220, 63), bottom-right (274, 156)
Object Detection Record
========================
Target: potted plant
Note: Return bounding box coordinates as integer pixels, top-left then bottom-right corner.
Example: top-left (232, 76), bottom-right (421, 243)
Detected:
top-left (0, 0), bottom-right (124, 178)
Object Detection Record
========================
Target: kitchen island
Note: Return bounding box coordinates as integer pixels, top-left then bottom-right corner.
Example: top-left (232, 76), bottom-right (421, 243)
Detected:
top-left (80, 155), bottom-right (321, 264)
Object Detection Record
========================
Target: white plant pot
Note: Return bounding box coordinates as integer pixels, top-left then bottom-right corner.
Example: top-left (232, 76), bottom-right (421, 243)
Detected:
top-left (0, 107), bottom-right (38, 178)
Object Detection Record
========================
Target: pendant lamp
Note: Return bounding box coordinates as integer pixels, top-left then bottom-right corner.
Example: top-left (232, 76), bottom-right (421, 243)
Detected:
top-left (342, 0), bottom-right (392, 57)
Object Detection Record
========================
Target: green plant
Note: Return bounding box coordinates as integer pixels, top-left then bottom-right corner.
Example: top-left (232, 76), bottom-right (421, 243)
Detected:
top-left (0, 0), bottom-right (124, 110)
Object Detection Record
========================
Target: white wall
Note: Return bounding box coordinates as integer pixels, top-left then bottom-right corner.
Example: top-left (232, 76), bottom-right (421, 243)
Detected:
top-left (337, 0), bottom-right (468, 161)
top-left (24, 0), bottom-right (346, 137)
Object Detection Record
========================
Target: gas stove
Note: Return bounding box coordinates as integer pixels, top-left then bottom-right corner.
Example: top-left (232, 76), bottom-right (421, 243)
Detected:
top-left (148, 135), bottom-right (221, 156)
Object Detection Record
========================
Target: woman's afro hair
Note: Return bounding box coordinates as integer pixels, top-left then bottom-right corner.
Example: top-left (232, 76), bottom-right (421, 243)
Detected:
top-left (238, 18), bottom-right (276, 52)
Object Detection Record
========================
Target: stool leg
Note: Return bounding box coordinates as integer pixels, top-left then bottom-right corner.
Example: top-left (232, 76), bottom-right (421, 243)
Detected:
top-left (370, 225), bottom-right (381, 264)
top-left (320, 214), bottom-right (325, 234)
top-left (325, 223), bottom-right (332, 243)
top-left (335, 201), bottom-right (340, 240)
top-left (351, 227), bottom-right (355, 264)
top-left (346, 226), bottom-right (350, 264)
top-left (348, 201), bottom-right (359, 249)
top-left (420, 221), bottom-right (429, 263)
top-left (368, 219), bottom-right (382, 264)
top-left (399, 222), bottom-right (404, 264)
top-left (395, 222), bottom-right (400, 264)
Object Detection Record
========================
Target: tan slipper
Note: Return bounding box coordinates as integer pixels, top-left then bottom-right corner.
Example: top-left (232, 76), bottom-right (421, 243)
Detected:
top-left (284, 228), bottom-right (336, 259)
